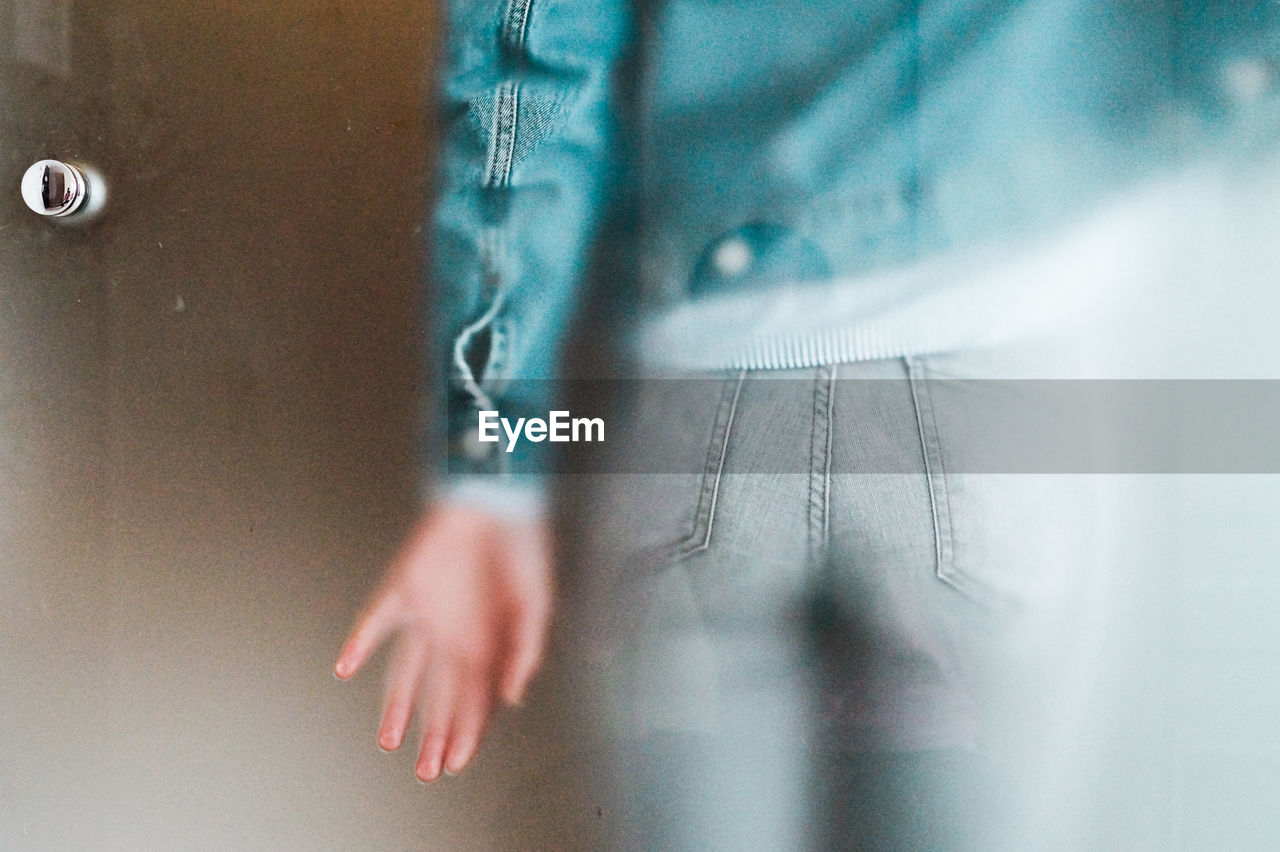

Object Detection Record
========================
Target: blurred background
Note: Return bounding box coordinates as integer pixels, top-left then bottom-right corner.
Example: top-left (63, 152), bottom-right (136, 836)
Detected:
top-left (4, 1), bottom-right (1280, 849)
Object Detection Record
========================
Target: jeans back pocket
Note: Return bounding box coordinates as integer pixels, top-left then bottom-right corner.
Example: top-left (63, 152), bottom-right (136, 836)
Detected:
top-left (581, 372), bottom-right (745, 569)
top-left (906, 354), bottom-right (1107, 613)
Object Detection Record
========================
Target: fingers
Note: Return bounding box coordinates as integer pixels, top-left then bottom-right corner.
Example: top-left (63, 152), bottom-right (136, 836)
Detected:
top-left (374, 636), bottom-right (499, 781)
top-left (499, 593), bottom-right (550, 706)
top-left (444, 665), bottom-right (494, 775)
top-left (378, 635), bottom-right (431, 752)
top-left (334, 591), bottom-right (397, 680)
top-left (498, 533), bottom-right (554, 706)
top-left (414, 651), bottom-right (497, 781)
top-left (414, 662), bottom-right (455, 782)
top-left (335, 505), bottom-right (553, 783)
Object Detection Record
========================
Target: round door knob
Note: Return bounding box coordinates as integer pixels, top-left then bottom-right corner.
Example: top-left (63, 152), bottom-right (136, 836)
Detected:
top-left (21, 159), bottom-right (92, 217)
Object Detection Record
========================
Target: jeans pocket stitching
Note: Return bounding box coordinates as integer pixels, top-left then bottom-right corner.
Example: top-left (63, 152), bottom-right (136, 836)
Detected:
top-left (662, 369), bottom-right (746, 563)
top-left (907, 356), bottom-right (1014, 610)
top-left (906, 356), bottom-right (965, 597)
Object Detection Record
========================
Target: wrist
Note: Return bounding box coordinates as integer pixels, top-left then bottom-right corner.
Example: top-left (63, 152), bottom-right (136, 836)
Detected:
top-left (428, 474), bottom-right (548, 524)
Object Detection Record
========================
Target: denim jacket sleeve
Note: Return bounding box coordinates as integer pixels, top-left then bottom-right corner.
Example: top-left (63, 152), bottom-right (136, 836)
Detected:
top-left (425, 0), bottom-right (633, 504)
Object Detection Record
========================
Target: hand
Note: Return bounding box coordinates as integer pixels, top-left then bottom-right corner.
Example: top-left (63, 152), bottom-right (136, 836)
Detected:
top-left (334, 503), bottom-right (553, 781)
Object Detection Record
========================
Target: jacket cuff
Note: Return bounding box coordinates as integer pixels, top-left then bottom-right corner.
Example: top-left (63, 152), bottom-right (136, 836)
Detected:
top-left (427, 473), bottom-right (549, 522)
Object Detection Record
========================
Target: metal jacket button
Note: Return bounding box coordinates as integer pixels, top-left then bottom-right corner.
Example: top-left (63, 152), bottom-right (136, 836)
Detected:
top-left (691, 221), bottom-right (830, 297)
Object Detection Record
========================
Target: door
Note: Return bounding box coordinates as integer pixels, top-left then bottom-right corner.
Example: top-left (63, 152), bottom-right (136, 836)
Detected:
top-left (0, 2), bottom-right (549, 846)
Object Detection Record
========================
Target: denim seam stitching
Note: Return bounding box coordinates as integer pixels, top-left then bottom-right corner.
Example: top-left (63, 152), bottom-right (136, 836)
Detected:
top-left (501, 0), bottom-right (532, 52)
top-left (808, 364), bottom-right (835, 565)
top-left (906, 356), bottom-right (961, 596)
top-left (909, 360), bottom-right (1004, 608)
top-left (823, 364), bottom-right (836, 548)
top-left (668, 369), bottom-right (745, 561)
top-left (921, 372), bottom-right (957, 586)
top-left (484, 82), bottom-right (519, 188)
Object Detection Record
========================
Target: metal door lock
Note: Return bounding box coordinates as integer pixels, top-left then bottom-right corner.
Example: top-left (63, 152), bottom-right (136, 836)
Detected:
top-left (20, 159), bottom-right (105, 219)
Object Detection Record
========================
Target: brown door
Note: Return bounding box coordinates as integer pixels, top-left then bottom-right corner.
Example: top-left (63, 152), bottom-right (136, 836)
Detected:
top-left (0, 2), bottom-right (547, 845)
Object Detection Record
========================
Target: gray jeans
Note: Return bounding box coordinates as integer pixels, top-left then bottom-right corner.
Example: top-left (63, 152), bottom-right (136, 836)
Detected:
top-left (556, 356), bottom-right (1112, 850)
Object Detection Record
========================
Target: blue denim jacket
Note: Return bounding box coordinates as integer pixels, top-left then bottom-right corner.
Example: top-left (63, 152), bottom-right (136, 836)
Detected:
top-left (429, 0), bottom-right (1279, 502)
